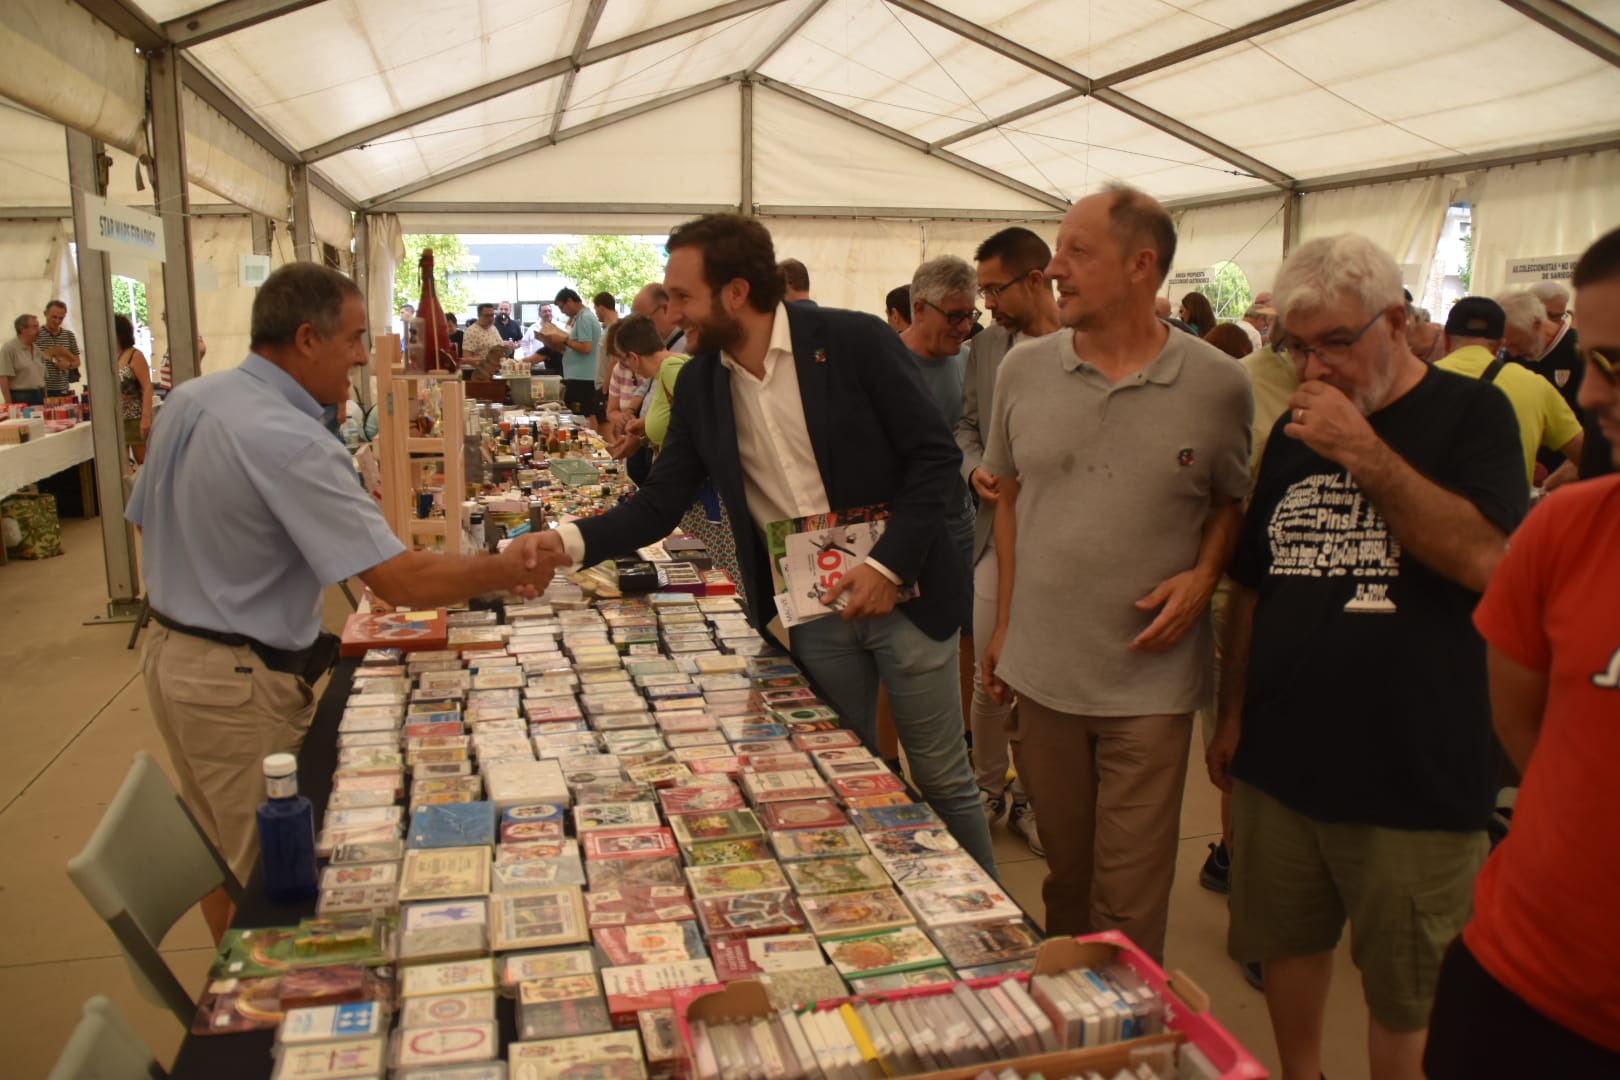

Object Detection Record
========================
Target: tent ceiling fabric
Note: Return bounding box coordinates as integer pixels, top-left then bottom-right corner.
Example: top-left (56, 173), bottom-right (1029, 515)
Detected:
top-left (37, 0), bottom-right (1620, 216)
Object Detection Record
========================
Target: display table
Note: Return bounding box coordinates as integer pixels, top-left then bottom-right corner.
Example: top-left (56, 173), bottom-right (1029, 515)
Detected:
top-left (0, 421), bottom-right (95, 502)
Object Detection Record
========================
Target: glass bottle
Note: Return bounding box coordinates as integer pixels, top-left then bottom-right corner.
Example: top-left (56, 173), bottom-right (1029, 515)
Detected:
top-left (414, 249), bottom-right (455, 373)
top-left (257, 753), bottom-right (317, 904)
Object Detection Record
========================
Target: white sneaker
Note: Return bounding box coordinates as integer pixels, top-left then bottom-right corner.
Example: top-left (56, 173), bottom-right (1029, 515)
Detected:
top-left (1009, 800), bottom-right (1044, 857)
top-left (979, 788), bottom-right (1007, 823)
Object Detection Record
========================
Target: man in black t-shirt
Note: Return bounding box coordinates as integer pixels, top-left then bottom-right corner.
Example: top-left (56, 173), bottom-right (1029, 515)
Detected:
top-left (1205, 235), bottom-right (1527, 1080)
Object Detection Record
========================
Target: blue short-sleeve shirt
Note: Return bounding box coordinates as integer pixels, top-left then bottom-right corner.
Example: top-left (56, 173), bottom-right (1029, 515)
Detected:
top-left (127, 354), bottom-right (405, 649)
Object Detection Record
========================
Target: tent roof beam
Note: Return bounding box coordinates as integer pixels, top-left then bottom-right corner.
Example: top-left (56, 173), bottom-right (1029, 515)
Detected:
top-left (165, 0), bottom-right (330, 48)
top-left (1499, 0), bottom-right (1620, 70)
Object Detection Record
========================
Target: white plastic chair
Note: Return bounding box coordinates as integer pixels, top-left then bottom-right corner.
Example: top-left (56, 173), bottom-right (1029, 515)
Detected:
top-left (46, 995), bottom-right (167, 1080)
top-left (66, 752), bottom-right (243, 1025)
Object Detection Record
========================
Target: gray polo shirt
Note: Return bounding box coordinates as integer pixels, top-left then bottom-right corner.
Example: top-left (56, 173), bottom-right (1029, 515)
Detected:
top-left (983, 327), bottom-right (1253, 716)
top-left (1, 337), bottom-right (45, 390)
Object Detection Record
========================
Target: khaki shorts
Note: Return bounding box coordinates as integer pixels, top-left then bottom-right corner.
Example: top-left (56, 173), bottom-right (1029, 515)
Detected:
top-left (122, 416), bottom-right (145, 448)
top-left (141, 624), bottom-right (316, 883)
top-left (1227, 781), bottom-right (1487, 1031)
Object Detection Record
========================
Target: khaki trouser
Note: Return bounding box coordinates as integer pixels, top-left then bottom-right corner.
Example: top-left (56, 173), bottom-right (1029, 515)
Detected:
top-left (1009, 698), bottom-right (1192, 963)
top-left (141, 624), bottom-right (316, 883)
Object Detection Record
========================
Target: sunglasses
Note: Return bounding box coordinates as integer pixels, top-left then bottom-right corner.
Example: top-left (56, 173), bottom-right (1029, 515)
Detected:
top-left (1580, 344), bottom-right (1616, 383)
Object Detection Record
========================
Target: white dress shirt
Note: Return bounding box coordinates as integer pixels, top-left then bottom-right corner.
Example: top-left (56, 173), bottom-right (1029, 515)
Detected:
top-left (558, 304), bottom-right (897, 582)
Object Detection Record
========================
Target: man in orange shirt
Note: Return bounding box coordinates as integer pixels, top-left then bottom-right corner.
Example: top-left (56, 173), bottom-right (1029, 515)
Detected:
top-left (1424, 226), bottom-right (1620, 1076)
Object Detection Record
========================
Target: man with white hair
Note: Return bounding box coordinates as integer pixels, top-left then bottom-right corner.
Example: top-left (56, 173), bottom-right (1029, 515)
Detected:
top-left (1500, 287), bottom-right (1584, 476)
top-left (901, 256), bottom-right (980, 746)
top-left (1207, 235), bottom-right (1527, 1080)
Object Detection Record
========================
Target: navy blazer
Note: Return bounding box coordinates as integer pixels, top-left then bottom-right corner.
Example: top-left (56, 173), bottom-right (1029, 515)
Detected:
top-left (574, 303), bottom-right (967, 641)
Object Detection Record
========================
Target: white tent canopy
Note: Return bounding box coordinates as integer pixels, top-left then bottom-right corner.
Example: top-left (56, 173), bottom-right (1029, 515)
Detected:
top-left (1, 0), bottom-right (1618, 323)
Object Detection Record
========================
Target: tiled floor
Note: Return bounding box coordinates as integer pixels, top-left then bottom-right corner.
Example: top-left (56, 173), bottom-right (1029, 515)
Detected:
top-left (1, 517), bottom-right (1373, 1077)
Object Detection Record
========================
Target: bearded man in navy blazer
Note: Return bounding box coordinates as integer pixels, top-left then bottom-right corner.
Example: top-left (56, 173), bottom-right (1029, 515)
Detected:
top-left (535, 214), bottom-right (995, 871)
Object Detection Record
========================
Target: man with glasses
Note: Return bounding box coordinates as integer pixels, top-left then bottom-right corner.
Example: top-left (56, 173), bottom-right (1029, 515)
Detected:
top-left (957, 227), bottom-right (1061, 855)
top-left (1424, 227), bottom-right (1620, 1077)
top-left (981, 184), bottom-right (1253, 962)
top-left (1206, 234), bottom-right (1526, 1080)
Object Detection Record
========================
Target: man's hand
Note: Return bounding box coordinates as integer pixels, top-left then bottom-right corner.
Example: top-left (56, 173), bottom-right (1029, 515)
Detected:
top-left (1131, 568), bottom-right (1217, 652)
top-left (608, 432), bottom-right (642, 460)
top-left (501, 531), bottom-right (571, 599)
top-left (820, 563), bottom-right (900, 621)
top-left (1284, 380), bottom-right (1378, 469)
top-left (1205, 721), bottom-right (1240, 793)
top-left (982, 625), bottom-right (1010, 705)
top-left (970, 467), bottom-right (1000, 503)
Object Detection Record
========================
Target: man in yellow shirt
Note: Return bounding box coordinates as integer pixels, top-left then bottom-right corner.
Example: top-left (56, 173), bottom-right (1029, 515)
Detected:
top-left (1437, 297), bottom-right (1582, 486)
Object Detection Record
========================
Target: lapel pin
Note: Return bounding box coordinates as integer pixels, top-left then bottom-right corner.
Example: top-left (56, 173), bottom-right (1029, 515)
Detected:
top-left (1178, 448), bottom-right (1195, 467)
top-left (813, 348), bottom-right (827, 364)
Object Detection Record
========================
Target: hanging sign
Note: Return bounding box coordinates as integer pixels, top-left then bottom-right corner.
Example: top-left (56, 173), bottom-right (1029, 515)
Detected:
top-left (80, 193), bottom-right (165, 264)
top-left (1503, 254), bottom-right (1578, 285)
top-left (240, 253), bottom-right (272, 287)
top-left (1167, 267), bottom-right (1214, 289)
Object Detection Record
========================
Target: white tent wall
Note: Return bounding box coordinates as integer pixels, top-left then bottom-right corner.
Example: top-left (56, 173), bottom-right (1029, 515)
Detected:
top-left (365, 213), bottom-right (405, 339)
top-left (0, 221), bottom-right (69, 339)
top-left (145, 216), bottom-right (261, 376)
top-left (766, 219), bottom-right (931, 316)
top-left (1171, 196), bottom-right (1290, 305)
top-left (0, 0), bottom-right (146, 157)
top-left (1468, 150), bottom-right (1620, 299)
top-left (1298, 176), bottom-right (1456, 298)
top-left (182, 89), bottom-right (289, 221)
top-left (311, 185), bottom-right (355, 257)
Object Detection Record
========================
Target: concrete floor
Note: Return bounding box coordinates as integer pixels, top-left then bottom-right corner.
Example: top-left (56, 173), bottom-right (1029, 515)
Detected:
top-left (1, 516), bottom-right (1371, 1078)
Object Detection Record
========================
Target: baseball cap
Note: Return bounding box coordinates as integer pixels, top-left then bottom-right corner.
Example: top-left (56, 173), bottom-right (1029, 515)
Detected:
top-left (1445, 297), bottom-right (1505, 339)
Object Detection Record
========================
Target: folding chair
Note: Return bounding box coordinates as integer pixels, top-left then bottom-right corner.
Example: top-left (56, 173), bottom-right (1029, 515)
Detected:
top-left (46, 995), bottom-right (167, 1080)
top-left (66, 752), bottom-right (244, 1025)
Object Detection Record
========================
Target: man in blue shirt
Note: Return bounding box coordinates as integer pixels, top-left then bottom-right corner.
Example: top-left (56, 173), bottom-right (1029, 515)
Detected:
top-left (542, 287), bottom-right (603, 422)
top-left (128, 263), bottom-right (560, 937)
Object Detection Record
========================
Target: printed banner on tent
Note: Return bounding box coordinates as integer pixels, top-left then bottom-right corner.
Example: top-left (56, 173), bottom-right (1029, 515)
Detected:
top-left (79, 193), bottom-right (165, 264)
top-left (1167, 267), bottom-right (1214, 288)
top-left (1503, 254), bottom-right (1578, 285)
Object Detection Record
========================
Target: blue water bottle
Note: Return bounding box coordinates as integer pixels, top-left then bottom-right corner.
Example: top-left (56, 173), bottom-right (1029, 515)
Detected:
top-left (257, 752), bottom-right (318, 903)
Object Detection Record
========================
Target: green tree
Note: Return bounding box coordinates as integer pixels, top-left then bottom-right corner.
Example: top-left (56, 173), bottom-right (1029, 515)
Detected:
top-left (395, 234), bottom-right (474, 317)
top-left (546, 235), bottom-right (666, 306)
top-left (1459, 232), bottom-right (1473, 293)
top-left (1196, 261), bottom-right (1254, 321)
top-left (110, 276), bottom-right (148, 325)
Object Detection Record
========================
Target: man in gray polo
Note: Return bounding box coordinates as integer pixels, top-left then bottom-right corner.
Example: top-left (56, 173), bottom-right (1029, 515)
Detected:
top-left (982, 183), bottom-right (1253, 962)
top-left (2, 314), bottom-right (48, 405)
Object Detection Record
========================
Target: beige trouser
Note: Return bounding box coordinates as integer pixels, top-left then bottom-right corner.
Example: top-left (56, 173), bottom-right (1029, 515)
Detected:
top-left (1009, 697), bottom-right (1192, 963)
top-left (142, 624), bottom-right (316, 883)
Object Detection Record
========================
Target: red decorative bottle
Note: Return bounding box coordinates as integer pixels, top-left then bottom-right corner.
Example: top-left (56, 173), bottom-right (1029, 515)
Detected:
top-left (413, 248), bottom-right (455, 373)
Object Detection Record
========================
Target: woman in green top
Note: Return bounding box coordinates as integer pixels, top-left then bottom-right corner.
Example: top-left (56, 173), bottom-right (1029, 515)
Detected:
top-left (607, 315), bottom-right (687, 453)
top-left (607, 314), bottom-right (742, 598)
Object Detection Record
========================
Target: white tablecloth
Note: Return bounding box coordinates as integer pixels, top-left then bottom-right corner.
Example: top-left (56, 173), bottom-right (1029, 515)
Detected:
top-left (0, 422), bottom-right (96, 501)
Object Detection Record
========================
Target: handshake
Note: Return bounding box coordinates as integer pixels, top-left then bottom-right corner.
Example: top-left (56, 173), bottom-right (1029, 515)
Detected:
top-left (499, 529), bottom-right (573, 599)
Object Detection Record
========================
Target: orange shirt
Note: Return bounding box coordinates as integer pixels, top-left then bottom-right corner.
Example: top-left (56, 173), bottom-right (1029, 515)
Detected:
top-left (1468, 475), bottom-right (1620, 1052)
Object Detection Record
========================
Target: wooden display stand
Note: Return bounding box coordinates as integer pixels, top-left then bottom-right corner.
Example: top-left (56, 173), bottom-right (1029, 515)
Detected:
top-left (376, 333), bottom-right (465, 556)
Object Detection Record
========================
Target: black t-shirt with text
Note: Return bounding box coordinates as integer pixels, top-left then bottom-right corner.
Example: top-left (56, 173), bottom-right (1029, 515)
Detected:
top-left (1229, 367), bottom-right (1528, 832)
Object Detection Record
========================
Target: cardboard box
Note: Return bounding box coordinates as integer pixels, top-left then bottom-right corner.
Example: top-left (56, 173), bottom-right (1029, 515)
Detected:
top-left (0, 417), bottom-right (44, 444)
top-left (671, 931), bottom-right (1265, 1079)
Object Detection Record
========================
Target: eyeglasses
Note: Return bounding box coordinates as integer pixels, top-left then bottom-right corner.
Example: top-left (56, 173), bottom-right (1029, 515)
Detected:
top-left (1580, 344), bottom-right (1616, 383)
top-left (977, 281), bottom-right (1017, 301)
top-left (1277, 309), bottom-right (1388, 366)
top-left (923, 300), bottom-right (981, 326)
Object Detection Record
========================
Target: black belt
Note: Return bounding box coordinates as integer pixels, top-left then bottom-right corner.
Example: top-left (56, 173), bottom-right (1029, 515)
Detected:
top-left (152, 611), bottom-right (339, 683)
